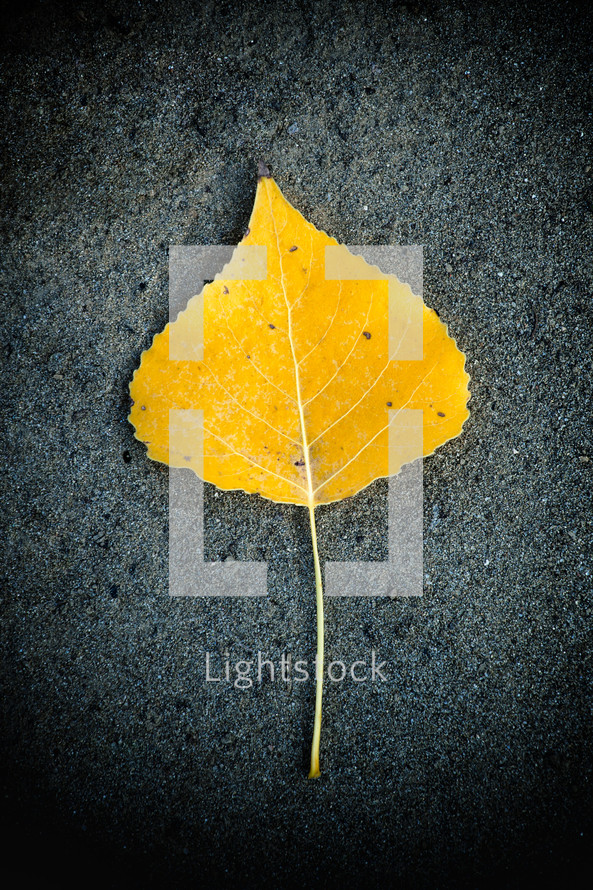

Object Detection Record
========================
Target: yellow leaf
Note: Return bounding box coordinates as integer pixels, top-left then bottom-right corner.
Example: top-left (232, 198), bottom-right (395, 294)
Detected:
top-left (129, 165), bottom-right (470, 777)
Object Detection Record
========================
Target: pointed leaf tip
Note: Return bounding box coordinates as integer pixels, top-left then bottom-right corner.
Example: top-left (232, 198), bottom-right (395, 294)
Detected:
top-left (257, 161), bottom-right (272, 179)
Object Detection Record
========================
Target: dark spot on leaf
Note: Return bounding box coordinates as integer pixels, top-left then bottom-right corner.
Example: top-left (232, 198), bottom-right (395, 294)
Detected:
top-left (223, 286), bottom-right (229, 294)
top-left (269, 323), bottom-right (275, 329)
top-left (246, 354), bottom-right (251, 359)
top-left (289, 245), bottom-right (298, 252)
top-left (294, 459), bottom-right (305, 466)
top-left (130, 399), bottom-right (135, 406)
top-left (141, 405), bottom-right (146, 410)
top-left (386, 401), bottom-right (392, 407)
top-left (122, 450), bottom-right (131, 463)
top-left (184, 456), bottom-right (191, 462)
top-left (437, 411), bottom-right (446, 417)
top-left (362, 331), bottom-right (371, 340)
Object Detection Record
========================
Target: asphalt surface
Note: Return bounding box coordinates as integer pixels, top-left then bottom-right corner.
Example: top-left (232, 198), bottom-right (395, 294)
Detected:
top-left (1, 1), bottom-right (592, 887)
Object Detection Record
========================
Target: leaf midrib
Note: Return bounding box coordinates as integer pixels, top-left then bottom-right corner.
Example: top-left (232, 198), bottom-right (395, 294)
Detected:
top-left (264, 179), bottom-right (315, 508)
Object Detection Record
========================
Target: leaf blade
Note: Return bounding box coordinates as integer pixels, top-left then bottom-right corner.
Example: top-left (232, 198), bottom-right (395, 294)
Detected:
top-left (129, 173), bottom-right (470, 505)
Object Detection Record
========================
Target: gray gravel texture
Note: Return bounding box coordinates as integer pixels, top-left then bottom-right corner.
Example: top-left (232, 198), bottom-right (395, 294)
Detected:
top-left (1, 1), bottom-right (592, 886)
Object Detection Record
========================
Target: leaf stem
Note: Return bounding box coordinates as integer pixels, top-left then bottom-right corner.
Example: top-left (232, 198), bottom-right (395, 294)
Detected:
top-left (308, 502), bottom-right (324, 779)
